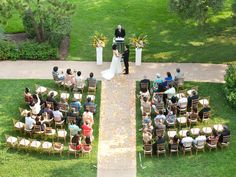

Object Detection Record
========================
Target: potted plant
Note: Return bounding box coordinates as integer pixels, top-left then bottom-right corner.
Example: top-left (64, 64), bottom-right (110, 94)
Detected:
top-left (130, 34), bottom-right (148, 65)
top-left (92, 32), bottom-right (108, 65)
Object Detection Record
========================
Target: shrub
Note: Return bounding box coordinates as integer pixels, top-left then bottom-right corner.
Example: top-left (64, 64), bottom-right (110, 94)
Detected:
top-left (224, 64), bottom-right (236, 108)
top-left (232, 3), bottom-right (236, 25)
top-left (0, 40), bottom-right (58, 60)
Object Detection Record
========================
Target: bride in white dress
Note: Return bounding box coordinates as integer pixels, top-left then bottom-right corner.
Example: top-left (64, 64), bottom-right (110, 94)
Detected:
top-left (101, 44), bottom-right (122, 80)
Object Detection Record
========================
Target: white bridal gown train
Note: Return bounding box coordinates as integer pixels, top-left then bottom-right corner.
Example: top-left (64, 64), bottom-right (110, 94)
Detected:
top-left (101, 50), bottom-right (122, 80)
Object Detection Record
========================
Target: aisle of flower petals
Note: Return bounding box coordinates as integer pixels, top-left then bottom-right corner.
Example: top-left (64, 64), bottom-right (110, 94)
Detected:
top-left (97, 75), bottom-right (136, 177)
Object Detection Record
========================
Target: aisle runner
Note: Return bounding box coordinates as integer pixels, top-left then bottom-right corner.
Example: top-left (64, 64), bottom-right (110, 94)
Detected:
top-left (97, 75), bottom-right (136, 177)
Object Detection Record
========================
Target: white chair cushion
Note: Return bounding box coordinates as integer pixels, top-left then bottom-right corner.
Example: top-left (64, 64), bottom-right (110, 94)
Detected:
top-left (7, 136), bottom-right (17, 144)
top-left (179, 130), bottom-right (188, 137)
top-left (191, 128), bottom-right (200, 135)
top-left (61, 93), bottom-right (70, 99)
top-left (36, 86), bottom-right (47, 93)
top-left (42, 142), bottom-right (52, 149)
top-left (199, 99), bottom-right (209, 106)
top-left (30, 140), bottom-right (41, 148)
top-left (15, 122), bottom-right (24, 129)
top-left (74, 93), bottom-right (82, 100)
top-left (19, 139), bottom-right (30, 146)
top-left (202, 127), bottom-right (212, 134)
top-left (57, 130), bottom-right (67, 137)
top-left (177, 117), bottom-right (187, 124)
top-left (167, 131), bottom-right (177, 138)
top-left (213, 124), bottom-right (223, 132)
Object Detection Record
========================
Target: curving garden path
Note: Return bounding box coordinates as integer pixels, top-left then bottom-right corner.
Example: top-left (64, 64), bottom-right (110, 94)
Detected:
top-left (0, 61), bottom-right (227, 177)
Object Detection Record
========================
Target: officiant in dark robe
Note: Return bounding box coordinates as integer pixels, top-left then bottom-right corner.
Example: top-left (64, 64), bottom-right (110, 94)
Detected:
top-left (115, 25), bottom-right (125, 38)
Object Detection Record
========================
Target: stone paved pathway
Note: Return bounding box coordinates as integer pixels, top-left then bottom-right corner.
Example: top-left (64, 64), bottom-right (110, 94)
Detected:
top-left (0, 61), bottom-right (227, 177)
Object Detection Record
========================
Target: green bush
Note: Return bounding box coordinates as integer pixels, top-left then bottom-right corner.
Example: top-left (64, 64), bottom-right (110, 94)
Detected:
top-left (0, 40), bottom-right (58, 60)
top-left (22, 10), bottom-right (36, 39)
top-left (224, 64), bottom-right (236, 108)
top-left (232, 3), bottom-right (236, 25)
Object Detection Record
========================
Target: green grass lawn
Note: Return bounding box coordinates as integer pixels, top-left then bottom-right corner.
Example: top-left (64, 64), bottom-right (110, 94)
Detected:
top-left (136, 82), bottom-right (236, 177)
top-left (0, 80), bottom-right (101, 177)
top-left (3, 0), bottom-right (236, 63)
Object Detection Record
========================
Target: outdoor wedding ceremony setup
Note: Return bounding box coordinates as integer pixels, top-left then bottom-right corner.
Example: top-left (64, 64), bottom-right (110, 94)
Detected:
top-left (0, 0), bottom-right (235, 177)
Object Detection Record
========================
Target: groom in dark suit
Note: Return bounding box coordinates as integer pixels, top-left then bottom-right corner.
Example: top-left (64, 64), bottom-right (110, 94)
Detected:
top-left (115, 25), bottom-right (126, 38)
top-left (123, 45), bottom-right (129, 74)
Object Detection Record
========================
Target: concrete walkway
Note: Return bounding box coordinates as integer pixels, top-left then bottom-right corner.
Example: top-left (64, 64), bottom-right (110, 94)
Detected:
top-left (0, 60), bottom-right (227, 177)
top-left (0, 61), bottom-right (227, 83)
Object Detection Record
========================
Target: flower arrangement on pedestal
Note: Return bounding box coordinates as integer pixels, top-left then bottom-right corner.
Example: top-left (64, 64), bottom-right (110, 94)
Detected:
top-left (92, 32), bottom-right (108, 48)
top-left (92, 32), bottom-right (108, 65)
top-left (129, 34), bottom-right (148, 65)
top-left (129, 33), bottom-right (148, 48)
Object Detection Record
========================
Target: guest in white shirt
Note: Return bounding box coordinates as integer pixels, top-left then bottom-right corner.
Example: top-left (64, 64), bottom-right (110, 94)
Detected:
top-left (75, 71), bottom-right (85, 90)
top-left (25, 112), bottom-right (36, 130)
top-left (181, 131), bottom-right (194, 147)
top-left (193, 131), bottom-right (206, 145)
top-left (164, 84), bottom-right (176, 99)
top-left (29, 94), bottom-right (41, 115)
top-left (53, 106), bottom-right (63, 122)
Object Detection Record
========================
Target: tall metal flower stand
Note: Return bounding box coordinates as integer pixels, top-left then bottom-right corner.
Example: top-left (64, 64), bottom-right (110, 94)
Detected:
top-left (135, 48), bottom-right (142, 66)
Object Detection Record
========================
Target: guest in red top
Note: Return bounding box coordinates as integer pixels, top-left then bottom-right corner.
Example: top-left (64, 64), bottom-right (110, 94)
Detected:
top-left (24, 87), bottom-right (33, 104)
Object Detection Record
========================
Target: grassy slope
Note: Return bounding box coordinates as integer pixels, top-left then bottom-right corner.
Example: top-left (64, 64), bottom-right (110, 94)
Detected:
top-left (136, 82), bottom-right (236, 177)
top-left (3, 0), bottom-right (236, 63)
top-left (0, 80), bottom-right (101, 177)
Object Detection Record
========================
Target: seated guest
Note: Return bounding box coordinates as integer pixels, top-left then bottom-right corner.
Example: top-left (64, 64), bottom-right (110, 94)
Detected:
top-left (187, 106), bottom-right (198, 122)
top-left (164, 84), bottom-right (176, 100)
top-left (193, 131), bottom-right (206, 145)
top-left (177, 94), bottom-right (187, 108)
top-left (64, 68), bottom-right (76, 87)
top-left (141, 96), bottom-right (151, 115)
top-left (154, 119), bottom-right (166, 134)
top-left (29, 94), bottom-right (41, 115)
top-left (140, 75), bottom-right (151, 92)
top-left (25, 112), bottom-right (36, 130)
top-left (143, 130), bottom-right (152, 144)
top-left (75, 71), bottom-right (85, 90)
top-left (69, 120), bottom-right (81, 136)
top-left (52, 66), bottom-right (64, 81)
top-left (180, 131), bottom-right (193, 147)
top-left (46, 92), bottom-right (58, 107)
top-left (39, 103), bottom-right (53, 118)
top-left (206, 129), bottom-right (219, 144)
top-left (139, 88), bottom-right (150, 101)
top-left (142, 113), bottom-right (151, 129)
top-left (24, 87), bottom-right (33, 104)
top-left (67, 108), bottom-right (82, 126)
top-left (152, 93), bottom-right (164, 113)
top-left (82, 121), bottom-right (93, 136)
top-left (70, 98), bottom-right (81, 112)
top-left (154, 110), bottom-right (166, 125)
top-left (166, 111), bottom-right (176, 126)
top-left (153, 73), bottom-right (163, 92)
top-left (187, 90), bottom-right (199, 111)
top-left (168, 135), bottom-right (179, 152)
top-left (84, 97), bottom-right (97, 113)
top-left (70, 132), bottom-right (82, 150)
top-left (82, 109), bottom-right (94, 126)
top-left (163, 72), bottom-right (173, 87)
top-left (152, 135), bottom-right (165, 154)
top-left (218, 126), bottom-right (230, 143)
top-left (87, 72), bottom-right (97, 87)
top-left (53, 106), bottom-right (64, 122)
top-left (198, 103), bottom-right (211, 121)
top-left (174, 68), bottom-right (184, 82)
top-left (35, 116), bottom-right (46, 131)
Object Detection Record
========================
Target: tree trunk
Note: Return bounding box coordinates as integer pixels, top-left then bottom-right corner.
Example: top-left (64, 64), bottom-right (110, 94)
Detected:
top-left (28, 9), bottom-right (42, 42)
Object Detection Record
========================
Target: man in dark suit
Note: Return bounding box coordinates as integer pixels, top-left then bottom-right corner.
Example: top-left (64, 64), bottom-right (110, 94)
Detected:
top-left (115, 25), bottom-right (125, 38)
top-left (122, 45), bottom-right (129, 74)
top-left (140, 76), bottom-right (151, 92)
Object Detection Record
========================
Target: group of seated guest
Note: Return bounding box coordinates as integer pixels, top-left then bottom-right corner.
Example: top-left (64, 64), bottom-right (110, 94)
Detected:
top-left (52, 66), bottom-right (97, 91)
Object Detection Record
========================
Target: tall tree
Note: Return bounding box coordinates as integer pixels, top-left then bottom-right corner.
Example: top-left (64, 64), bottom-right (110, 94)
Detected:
top-left (169, 0), bottom-right (224, 25)
top-left (0, 0), bottom-right (75, 42)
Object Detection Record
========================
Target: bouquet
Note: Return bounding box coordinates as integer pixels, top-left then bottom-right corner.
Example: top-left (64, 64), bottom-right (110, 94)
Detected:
top-left (92, 32), bottom-right (108, 48)
top-left (129, 34), bottom-right (148, 48)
